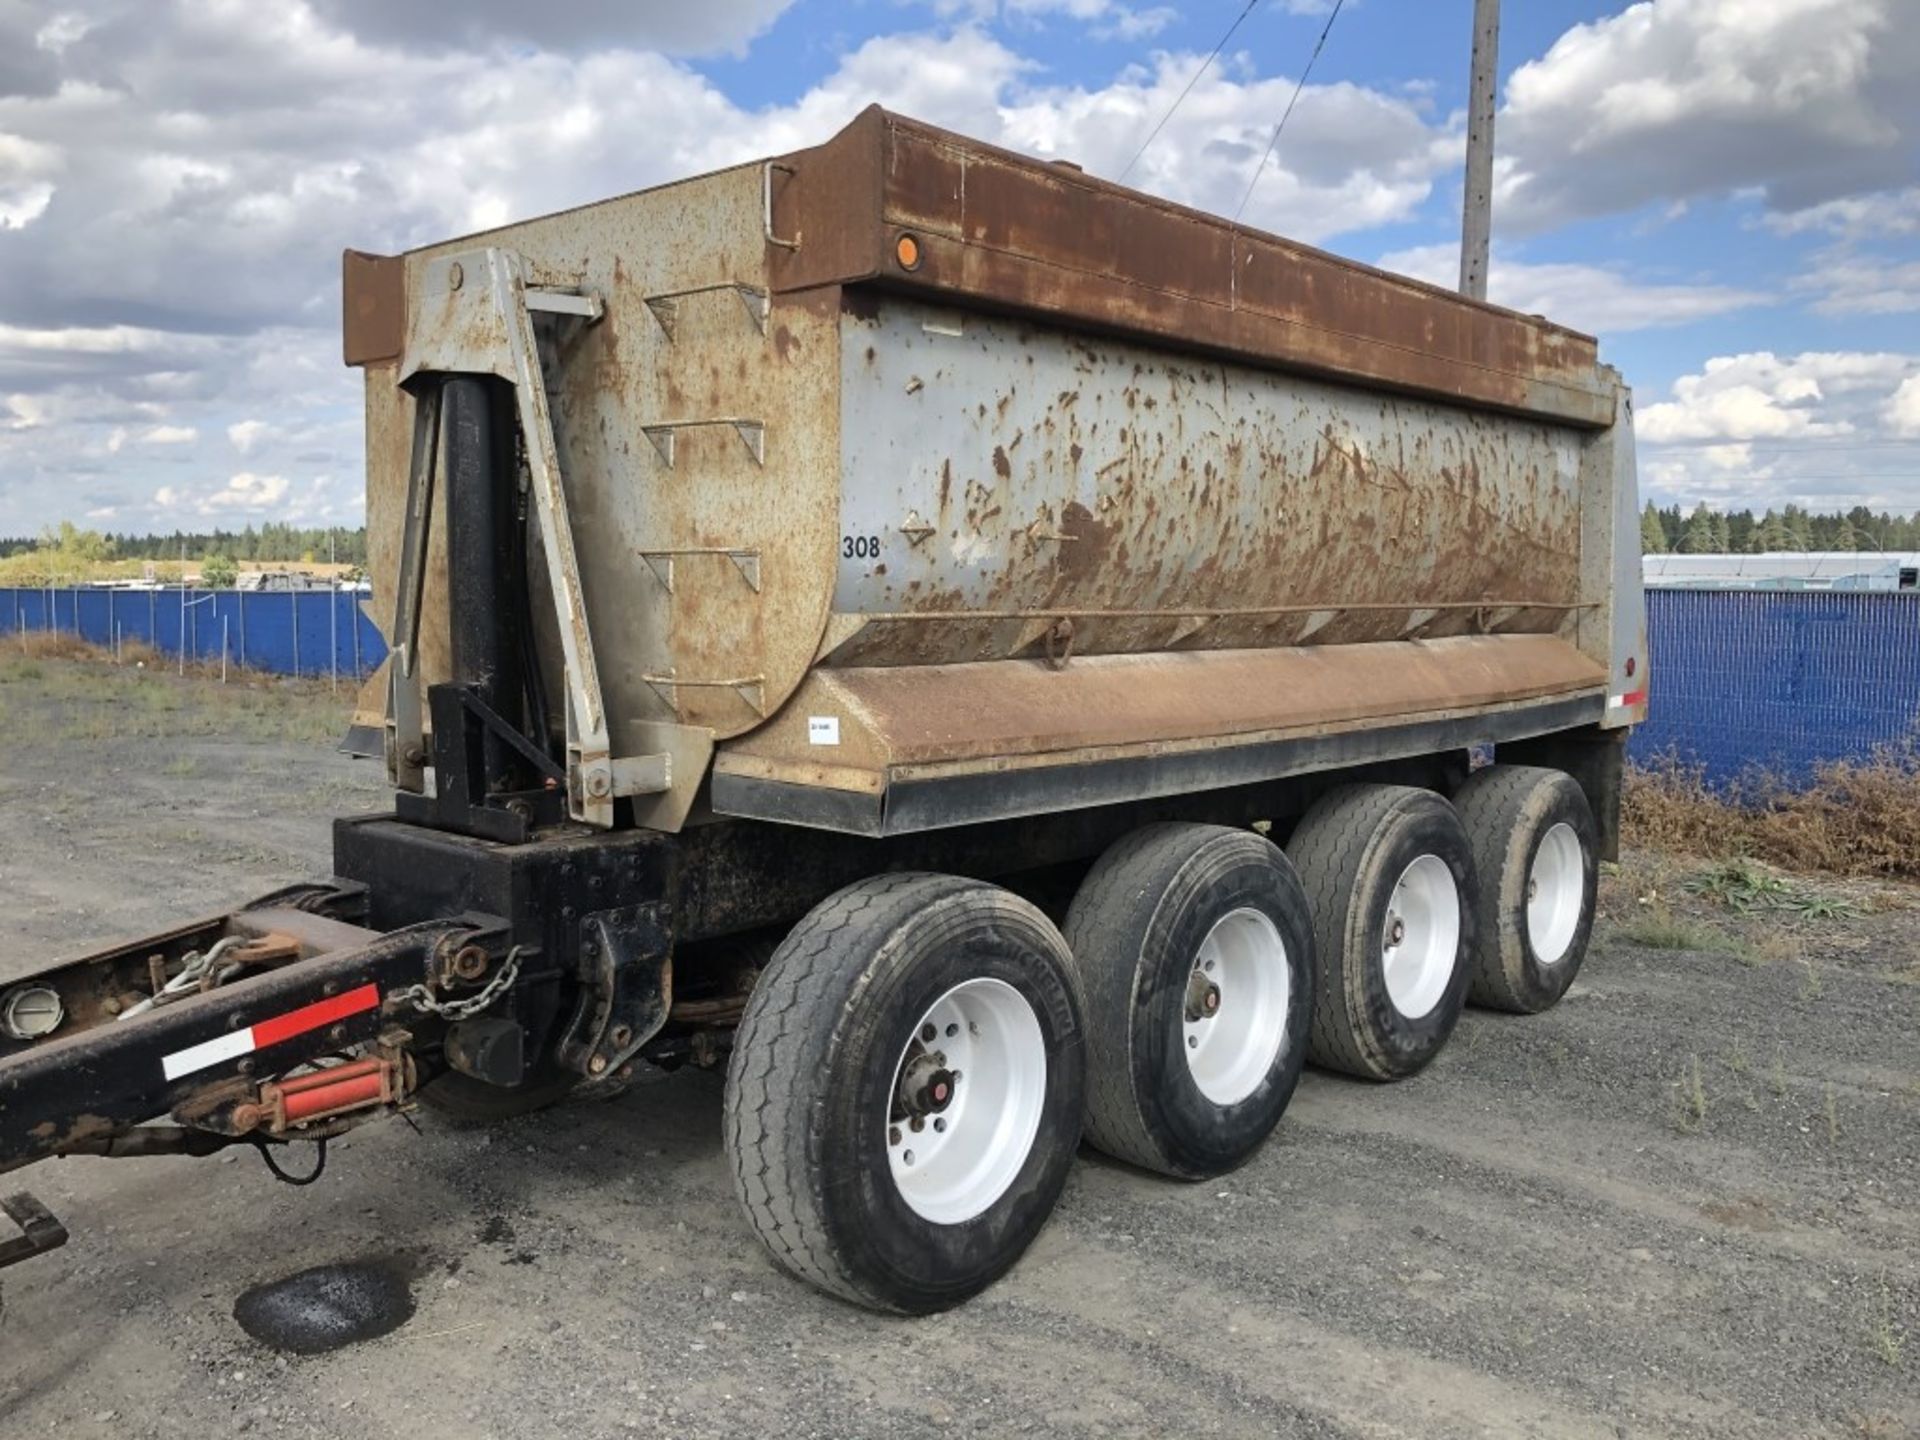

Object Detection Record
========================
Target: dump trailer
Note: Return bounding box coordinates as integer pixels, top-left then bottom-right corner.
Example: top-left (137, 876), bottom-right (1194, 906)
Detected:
top-left (0, 108), bottom-right (1646, 1313)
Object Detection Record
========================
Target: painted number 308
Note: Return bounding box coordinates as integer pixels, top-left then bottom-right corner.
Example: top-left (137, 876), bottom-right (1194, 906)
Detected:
top-left (841, 535), bottom-right (881, 560)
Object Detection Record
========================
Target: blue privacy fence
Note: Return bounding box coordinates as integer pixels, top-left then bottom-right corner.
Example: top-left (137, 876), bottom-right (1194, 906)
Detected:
top-left (0, 586), bottom-right (386, 681)
top-left (5, 585), bottom-right (1918, 783)
top-left (1629, 588), bottom-right (1920, 783)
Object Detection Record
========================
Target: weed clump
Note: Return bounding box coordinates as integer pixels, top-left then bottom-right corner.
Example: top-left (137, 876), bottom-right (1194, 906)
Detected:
top-left (1625, 748), bottom-right (1920, 882)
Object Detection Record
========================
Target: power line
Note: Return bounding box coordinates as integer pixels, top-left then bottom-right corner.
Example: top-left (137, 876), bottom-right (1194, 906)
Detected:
top-left (1117, 0), bottom-right (1262, 185)
top-left (1234, 0), bottom-right (1347, 222)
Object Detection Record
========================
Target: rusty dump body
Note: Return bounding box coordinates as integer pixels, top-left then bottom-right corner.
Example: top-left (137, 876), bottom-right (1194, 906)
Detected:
top-left (347, 105), bottom-right (1646, 838)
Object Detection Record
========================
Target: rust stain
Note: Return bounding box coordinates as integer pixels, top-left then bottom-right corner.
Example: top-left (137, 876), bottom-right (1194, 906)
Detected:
top-left (770, 108), bottom-right (1612, 429)
top-left (722, 635), bottom-right (1607, 776)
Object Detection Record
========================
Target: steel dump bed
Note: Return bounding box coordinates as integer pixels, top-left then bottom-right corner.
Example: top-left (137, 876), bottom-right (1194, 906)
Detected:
top-left (346, 105), bottom-right (1645, 836)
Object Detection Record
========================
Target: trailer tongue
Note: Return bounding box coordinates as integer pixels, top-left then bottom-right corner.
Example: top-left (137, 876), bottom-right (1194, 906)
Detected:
top-left (0, 107), bottom-right (1643, 1312)
top-left (0, 884), bottom-right (508, 1264)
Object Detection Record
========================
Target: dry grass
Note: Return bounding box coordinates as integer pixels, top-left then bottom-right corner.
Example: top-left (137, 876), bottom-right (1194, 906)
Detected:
top-left (1624, 749), bottom-right (1920, 881)
top-left (1672, 1053), bottom-right (1710, 1133)
top-left (1618, 905), bottom-right (1743, 956)
top-left (5, 629), bottom-right (101, 664)
top-left (0, 637), bottom-right (354, 746)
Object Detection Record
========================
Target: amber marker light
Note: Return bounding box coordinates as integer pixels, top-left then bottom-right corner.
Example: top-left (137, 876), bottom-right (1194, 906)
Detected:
top-left (895, 233), bottom-right (922, 270)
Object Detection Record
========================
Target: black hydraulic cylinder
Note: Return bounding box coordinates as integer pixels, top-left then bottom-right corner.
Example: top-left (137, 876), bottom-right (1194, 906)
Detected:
top-left (442, 376), bottom-right (526, 796)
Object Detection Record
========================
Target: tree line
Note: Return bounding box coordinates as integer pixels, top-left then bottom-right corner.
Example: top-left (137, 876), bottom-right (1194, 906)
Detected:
top-left (0, 523), bottom-right (369, 585)
top-left (0, 523), bottom-right (368, 565)
top-left (1641, 503), bottom-right (1920, 555)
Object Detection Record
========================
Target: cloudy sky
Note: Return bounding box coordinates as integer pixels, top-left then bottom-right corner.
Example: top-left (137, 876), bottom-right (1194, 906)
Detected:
top-left (0, 0), bottom-right (1917, 535)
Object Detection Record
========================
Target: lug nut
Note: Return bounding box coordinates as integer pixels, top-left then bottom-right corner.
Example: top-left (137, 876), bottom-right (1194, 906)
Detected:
top-left (889, 1126), bottom-right (902, 1146)
top-left (921, 1023), bottom-right (937, 1043)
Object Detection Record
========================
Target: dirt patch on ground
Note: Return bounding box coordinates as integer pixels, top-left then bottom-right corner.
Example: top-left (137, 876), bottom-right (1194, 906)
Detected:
top-left (0, 657), bottom-right (1915, 1439)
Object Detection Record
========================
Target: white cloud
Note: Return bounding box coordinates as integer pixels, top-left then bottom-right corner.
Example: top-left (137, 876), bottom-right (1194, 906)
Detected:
top-left (154, 472), bottom-right (291, 517)
top-left (1638, 351), bottom-right (1909, 443)
top-left (1496, 0), bottom-right (1920, 230)
top-left (204, 472), bottom-right (290, 511)
top-left (1377, 243), bottom-right (1767, 335)
top-left (1635, 351), bottom-right (1920, 513)
top-left (0, 132), bottom-right (62, 232)
top-left (35, 12), bottom-right (95, 55)
top-left (997, 63), bottom-right (1452, 242)
top-left (1789, 248), bottom-right (1920, 315)
top-left (227, 418), bottom-right (268, 454)
top-left (139, 424), bottom-right (195, 444)
top-left (305, 0), bottom-right (799, 58)
top-left (1885, 376), bottom-right (1920, 437)
top-left (1767, 184), bottom-right (1920, 239)
top-left (3, 393), bottom-right (44, 430)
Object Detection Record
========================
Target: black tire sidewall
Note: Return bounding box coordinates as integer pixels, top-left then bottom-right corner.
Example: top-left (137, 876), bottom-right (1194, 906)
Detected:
top-left (417, 1065), bottom-right (579, 1125)
top-left (819, 904), bottom-right (1084, 1314)
top-left (1507, 778), bottom-right (1599, 1010)
top-left (1351, 801), bottom-right (1476, 1076)
top-left (1130, 841), bottom-right (1315, 1177)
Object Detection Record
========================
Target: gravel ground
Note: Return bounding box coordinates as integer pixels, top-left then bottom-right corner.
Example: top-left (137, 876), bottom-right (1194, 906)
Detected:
top-left (1, 656), bottom-right (1915, 1440)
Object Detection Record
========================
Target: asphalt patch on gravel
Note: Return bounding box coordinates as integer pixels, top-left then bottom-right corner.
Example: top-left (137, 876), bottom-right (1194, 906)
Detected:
top-left (232, 1258), bottom-right (416, 1355)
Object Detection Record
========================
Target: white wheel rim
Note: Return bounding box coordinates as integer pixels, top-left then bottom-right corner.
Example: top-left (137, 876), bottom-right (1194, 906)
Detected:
top-left (1526, 822), bottom-right (1584, 965)
top-left (886, 978), bottom-right (1046, 1226)
top-left (1381, 854), bottom-right (1460, 1020)
top-left (1182, 907), bottom-right (1291, 1106)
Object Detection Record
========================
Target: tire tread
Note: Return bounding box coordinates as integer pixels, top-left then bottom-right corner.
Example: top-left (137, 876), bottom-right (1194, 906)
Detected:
top-left (722, 871), bottom-right (943, 1308)
top-left (1452, 764), bottom-right (1595, 1012)
top-left (1285, 786), bottom-right (1417, 1079)
top-left (1064, 823), bottom-right (1270, 1173)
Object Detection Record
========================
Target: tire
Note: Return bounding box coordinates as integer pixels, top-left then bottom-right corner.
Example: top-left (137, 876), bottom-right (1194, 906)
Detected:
top-left (1285, 785), bottom-right (1476, 1081)
top-left (1064, 824), bottom-right (1314, 1179)
top-left (723, 873), bottom-right (1085, 1314)
top-left (1452, 765), bottom-right (1598, 1013)
top-left (416, 1066), bottom-right (580, 1126)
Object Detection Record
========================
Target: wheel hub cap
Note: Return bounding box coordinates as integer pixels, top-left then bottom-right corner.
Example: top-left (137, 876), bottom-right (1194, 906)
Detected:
top-left (1526, 822), bottom-right (1584, 966)
top-left (1181, 907), bottom-right (1291, 1107)
top-left (1381, 854), bottom-right (1461, 1020)
top-left (886, 978), bottom-right (1046, 1225)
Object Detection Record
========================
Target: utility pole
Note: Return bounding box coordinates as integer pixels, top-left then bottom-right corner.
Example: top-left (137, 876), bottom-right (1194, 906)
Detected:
top-left (1459, 0), bottom-right (1499, 300)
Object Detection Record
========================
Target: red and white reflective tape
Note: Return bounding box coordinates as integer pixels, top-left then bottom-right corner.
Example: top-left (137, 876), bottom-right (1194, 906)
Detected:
top-left (1609, 687), bottom-right (1648, 709)
top-left (161, 984), bottom-right (380, 1081)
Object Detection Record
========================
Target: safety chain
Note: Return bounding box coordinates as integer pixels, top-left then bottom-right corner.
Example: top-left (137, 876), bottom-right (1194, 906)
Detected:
top-left (396, 946), bottom-right (523, 1021)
